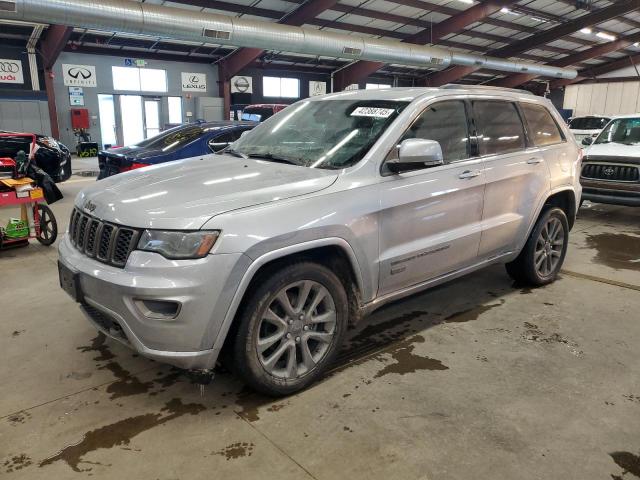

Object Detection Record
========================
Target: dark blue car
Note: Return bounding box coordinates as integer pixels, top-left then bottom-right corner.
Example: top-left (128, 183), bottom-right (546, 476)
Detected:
top-left (97, 121), bottom-right (256, 179)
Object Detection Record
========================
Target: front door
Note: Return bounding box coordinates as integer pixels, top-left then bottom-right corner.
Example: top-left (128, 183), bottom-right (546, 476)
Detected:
top-left (378, 100), bottom-right (485, 296)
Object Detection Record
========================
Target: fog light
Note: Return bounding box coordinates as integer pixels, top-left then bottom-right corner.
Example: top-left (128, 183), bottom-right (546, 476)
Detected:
top-left (134, 299), bottom-right (181, 320)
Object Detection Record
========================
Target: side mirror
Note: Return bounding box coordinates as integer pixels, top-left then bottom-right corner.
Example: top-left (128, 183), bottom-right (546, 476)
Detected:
top-left (211, 142), bottom-right (230, 152)
top-left (581, 137), bottom-right (593, 146)
top-left (386, 138), bottom-right (444, 174)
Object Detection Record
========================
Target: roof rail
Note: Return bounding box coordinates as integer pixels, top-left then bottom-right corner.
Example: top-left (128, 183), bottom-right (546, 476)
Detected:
top-left (441, 84), bottom-right (535, 95)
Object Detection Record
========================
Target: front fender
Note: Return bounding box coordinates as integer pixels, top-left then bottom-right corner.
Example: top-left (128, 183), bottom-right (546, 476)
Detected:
top-left (207, 237), bottom-right (367, 356)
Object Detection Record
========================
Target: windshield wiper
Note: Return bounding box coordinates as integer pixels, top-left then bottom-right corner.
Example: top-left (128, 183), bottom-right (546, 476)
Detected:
top-left (247, 153), bottom-right (299, 166)
top-left (221, 148), bottom-right (247, 159)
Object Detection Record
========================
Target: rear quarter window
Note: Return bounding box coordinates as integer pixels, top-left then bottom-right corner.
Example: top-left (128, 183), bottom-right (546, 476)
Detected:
top-left (520, 103), bottom-right (564, 147)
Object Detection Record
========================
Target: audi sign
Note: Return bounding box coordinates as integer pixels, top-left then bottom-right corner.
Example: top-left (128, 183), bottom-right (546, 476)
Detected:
top-left (0, 59), bottom-right (23, 84)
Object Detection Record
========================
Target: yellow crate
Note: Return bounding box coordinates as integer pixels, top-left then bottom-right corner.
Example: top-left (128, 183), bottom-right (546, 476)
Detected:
top-left (29, 188), bottom-right (44, 200)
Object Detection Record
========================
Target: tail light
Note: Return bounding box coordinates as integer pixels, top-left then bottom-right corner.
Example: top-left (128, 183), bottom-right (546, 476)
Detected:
top-left (119, 162), bottom-right (149, 172)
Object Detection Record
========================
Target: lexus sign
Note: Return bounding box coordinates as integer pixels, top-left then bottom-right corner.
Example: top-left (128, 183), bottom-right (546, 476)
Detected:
top-left (0, 59), bottom-right (24, 84)
top-left (62, 64), bottom-right (97, 87)
top-left (182, 72), bottom-right (207, 92)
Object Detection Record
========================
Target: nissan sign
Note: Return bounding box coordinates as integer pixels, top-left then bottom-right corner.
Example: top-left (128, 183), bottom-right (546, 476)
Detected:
top-left (62, 64), bottom-right (97, 87)
top-left (0, 59), bottom-right (23, 84)
top-left (231, 75), bottom-right (253, 94)
top-left (182, 72), bottom-right (207, 92)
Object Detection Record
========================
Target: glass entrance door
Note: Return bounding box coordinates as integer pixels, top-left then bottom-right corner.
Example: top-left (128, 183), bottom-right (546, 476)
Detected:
top-left (97, 94), bottom-right (117, 149)
top-left (144, 99), bottom-right (161, 138)
top-left (119, 95), bottom-right (145, 146)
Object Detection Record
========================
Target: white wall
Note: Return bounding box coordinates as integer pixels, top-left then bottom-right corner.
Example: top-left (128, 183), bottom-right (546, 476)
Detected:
top-left (563, 81), bottom-right (640, 117)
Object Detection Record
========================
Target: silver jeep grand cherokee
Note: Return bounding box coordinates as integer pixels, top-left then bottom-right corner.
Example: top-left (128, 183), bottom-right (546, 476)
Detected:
top-left (59, 86), bottom-right (582, 395)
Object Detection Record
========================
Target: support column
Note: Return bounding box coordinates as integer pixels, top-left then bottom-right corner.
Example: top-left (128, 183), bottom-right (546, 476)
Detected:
top-left (44, 70), bottom-right (60, 139)
top-left (218, 64), bottom-right (231, 121)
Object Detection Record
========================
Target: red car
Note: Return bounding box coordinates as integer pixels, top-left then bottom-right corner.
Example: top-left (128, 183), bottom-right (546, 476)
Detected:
top-left (241, 104), bottom-right (288, 122)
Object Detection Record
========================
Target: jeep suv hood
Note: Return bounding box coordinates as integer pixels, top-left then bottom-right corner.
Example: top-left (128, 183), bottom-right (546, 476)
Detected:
top-left (76, 155), bottom-right (338, 229)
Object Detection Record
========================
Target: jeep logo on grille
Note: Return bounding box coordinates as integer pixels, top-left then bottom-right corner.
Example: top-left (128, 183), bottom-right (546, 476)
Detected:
top-left (83, 200), bottom-right (97, 213)
top-left (603, 167), bottom-right (615, 176)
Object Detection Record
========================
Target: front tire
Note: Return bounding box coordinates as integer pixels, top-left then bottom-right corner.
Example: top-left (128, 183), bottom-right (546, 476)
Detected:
top-left (232, 262), bottom-right (349, 396)
top-left (505, 207), bottom-right (569, 286)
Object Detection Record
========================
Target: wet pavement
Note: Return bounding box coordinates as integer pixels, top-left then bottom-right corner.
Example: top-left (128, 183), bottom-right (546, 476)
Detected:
top-left (1, 177), bottom-right (639, 479)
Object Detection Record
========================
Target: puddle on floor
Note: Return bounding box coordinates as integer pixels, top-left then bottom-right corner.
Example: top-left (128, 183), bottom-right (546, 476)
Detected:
top-left (444, 300), bottom-right (505, 323)
top-left (214, 442), bottom-right (254, 460)
top-left (585, 232), bottom-right (640, 271)
top-left (373, 335), bottom-right (448, 378)
top-left (39, 398), bottom-right (206, 472)
top-left (609, 451), bottom-right (640, 479)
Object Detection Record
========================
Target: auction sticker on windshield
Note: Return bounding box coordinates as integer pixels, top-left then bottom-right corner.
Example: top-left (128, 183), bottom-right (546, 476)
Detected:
top-left (351, 107), bottom-right (395, 118)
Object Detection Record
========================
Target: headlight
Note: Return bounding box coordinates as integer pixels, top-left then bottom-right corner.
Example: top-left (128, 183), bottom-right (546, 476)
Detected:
top-left (137, 230), bottom-right (220, 259)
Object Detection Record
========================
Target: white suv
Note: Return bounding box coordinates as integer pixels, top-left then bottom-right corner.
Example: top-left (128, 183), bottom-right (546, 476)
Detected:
top-left (58, 86), bottom-right (582, 395)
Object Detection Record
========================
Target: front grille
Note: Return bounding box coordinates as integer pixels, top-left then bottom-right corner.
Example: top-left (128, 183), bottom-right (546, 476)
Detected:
top-left (69, 208), bottom-right (140, 268)
top-left (581, 163), bottom-right (639, 183)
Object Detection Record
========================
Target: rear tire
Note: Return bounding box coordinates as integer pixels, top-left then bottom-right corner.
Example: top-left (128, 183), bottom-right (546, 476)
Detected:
top-left (505, 207), bottom-right (568, 286)
top-left (232, 262), bottom-right (349, 396)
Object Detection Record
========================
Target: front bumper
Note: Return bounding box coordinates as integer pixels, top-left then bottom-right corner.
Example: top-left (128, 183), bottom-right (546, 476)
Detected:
top-left (59, 235), bottom-right (246, 370)
top-left (581, 178), bottom-right (640, 207)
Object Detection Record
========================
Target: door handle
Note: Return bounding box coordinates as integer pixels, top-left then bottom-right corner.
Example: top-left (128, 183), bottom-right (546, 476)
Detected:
top-left (458, 170), bottom-right (481, 179)
top-left (527, 157), bottom-right (543, 164)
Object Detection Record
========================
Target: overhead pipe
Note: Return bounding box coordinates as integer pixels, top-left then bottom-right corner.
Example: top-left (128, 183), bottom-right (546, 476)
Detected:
top-left (1, 0), bottom-right (578, 80)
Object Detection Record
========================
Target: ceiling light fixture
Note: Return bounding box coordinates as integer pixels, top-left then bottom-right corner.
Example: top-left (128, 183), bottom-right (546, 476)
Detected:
top-left (458, 0), bottom-right (474, 4)
top-left (596, 31), bottom-right (616, 41)
top-left (530, 17), bottom-right (547, 23)
top-left (634, 42), bottom-right (640, 47)
top-left (580, 28), bottom-right (592, 34)
top-left (500, 7), bottom-right (519, 15)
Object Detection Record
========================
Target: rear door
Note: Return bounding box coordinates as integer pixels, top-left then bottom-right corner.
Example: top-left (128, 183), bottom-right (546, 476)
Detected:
top-left (471, 99), bottom-right (549, 258)
top-left (377, 99), bottom-right (485, 296)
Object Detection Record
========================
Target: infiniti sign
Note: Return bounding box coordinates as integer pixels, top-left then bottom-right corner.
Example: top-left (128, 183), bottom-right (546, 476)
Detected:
top-left (62, 64), bottom-right (97, 87)
top-left (0, 58), bottom-right (23, 84)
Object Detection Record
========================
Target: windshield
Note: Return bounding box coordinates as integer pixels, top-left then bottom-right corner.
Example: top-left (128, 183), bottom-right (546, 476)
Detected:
top-left (569, 117), bottom-right (609, 130)
top-left (231, 99), bottom-right (409, 169)
top-left (128, 125), bottom-right (206, 151)
top-left (241, 107), bottom-right (277, 122)
top-left (594, 117), bottom-right (640, 145)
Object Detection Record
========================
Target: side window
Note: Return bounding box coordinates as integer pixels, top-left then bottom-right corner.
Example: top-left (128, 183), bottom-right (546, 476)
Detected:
top-left (208, 132), bottom-right (236, 152)
top-left (400, 100), bottom-right (470, 163)
top-left (473, 101), bottom-right (525, 156)
top-left (520, 103), bottom-right (564, 147)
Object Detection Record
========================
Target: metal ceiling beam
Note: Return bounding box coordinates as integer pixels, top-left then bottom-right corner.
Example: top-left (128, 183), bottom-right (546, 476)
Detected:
top-left (174, 0), bottom-right (597, 55)
top-left (551, 53), bottom-right (640, 89)
top-left (491, 31), bottom-right (640, 88)
top-left (220, 0), bottom-right (340, 80)
top-left (39, 24), bottom-right (73, 69)
top-left (424, 0), bottom-right (640, 87)
top-left (333, 0), bottom-right (518, 90)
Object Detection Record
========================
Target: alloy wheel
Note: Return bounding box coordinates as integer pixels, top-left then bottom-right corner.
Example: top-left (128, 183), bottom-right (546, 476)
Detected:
top-left (534, 216), bottom-right (564, 277)
top-left (257, 280), bottom-right (337, 379)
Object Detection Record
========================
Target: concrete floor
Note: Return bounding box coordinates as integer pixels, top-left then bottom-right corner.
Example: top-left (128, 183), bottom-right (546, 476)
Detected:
top-left (1, 173), bottom-right (639, 479)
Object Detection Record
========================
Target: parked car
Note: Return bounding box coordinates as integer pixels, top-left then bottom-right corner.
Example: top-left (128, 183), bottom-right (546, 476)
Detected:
top-left (580, 114), bottom-right (640, 206)
top-left (568, 115), bottom-right (610, 143)
top-left (240, 104), bottom-right (288, 122)
top-left (0, 131), bottom-right (71, 182)
top-left (59, 86), bottom-right (581, 395)
top-left (97, 121), bottom-right (256, 179)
